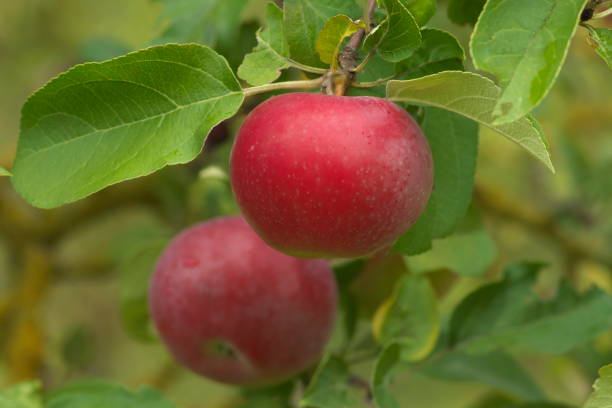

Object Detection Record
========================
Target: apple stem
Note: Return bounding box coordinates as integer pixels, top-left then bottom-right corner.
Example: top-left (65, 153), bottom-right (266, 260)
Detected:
top-left (242, 77), bottom-right (325, 97)
top-left (334, 0), bottom-right (378, 95)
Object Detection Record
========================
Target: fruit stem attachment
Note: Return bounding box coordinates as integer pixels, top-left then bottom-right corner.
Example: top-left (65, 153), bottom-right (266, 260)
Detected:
top-left (334, 0), bottom-right (378, 95)
top-left (242, 77), bottom-right (325, 97)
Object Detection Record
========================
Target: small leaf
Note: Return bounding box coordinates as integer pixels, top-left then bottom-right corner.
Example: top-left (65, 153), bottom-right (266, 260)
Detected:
top-left (471, 0), bottom-right (588, 124)
top-left (284, 0), bottom-right (361, 67)
top-left (447, 0), bottom-right (486, 26)
top-left (394, 28), bottom-right (465, 80)
top-left (401, 0), bottom-right (437, 26)
top-left (0, 167), bottom-right (10, 177)
top-left (405, 207), bottom-right (497, 277)
top-left (316, 15), bottom-right (365, 66)
top-left (239, 382), bottom-right (294, 408)
top-left (300, 356), bottom-right (364, 408)
top-left (393, 107), bottom-right (477, 255)
top-left (372, 344), bottom-right (401, 408)
top-left (586, 26), bottom-right (612, 70)
top-left (0, 381), bottom-right (42, 408)
top-left (238, 2), bottom-right (291, 86)
top-left (449, 263), bottom-right (612, 355)
top-left (386, 71), bottom-right (554, 171)
top-left (584, 364), bottom-right (612, 408)
top-left (119, 237), bottom-right (170, 342)
top-left (377, 0), bottom-right (422, 62)
top-left (46, 380), bottom-right (175, 408)
top-left (373, 274), bottom-right (439, 361)
top-left (424, 350), bottom-right (546, 401)
top-left (11, 44), bottom-right (244, 208)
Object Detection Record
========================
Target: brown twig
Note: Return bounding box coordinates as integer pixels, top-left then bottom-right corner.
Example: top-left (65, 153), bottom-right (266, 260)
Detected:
top-left (334, 0), bottom-right (378, 95)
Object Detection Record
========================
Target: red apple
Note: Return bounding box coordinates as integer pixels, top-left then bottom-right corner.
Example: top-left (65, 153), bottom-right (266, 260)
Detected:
top-left (230, 93), bottom-right (433, 258)
top-left (149, 216), bottom-right (337, 386)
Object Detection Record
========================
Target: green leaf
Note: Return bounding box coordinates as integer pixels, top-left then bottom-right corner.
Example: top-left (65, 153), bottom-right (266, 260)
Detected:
top-left (284, 0), bottom-right (361, 67)
top-left (153, 0), bottom-right (246, 47)
top-left (447, 0), bottom-right (486, 26)
top-left (584, 364), bottom-right (612, 408)
top-left (424, 350), bottom-right (546, 401)
top-left (471, 398), bottom-right (568, 408)
top-left (469, 394), bottom-right (574, 408)
top-left (46, 380), bottom-right (175, 408)
top-left (470, 0), bottom-right (588, 124)
top-left (394, 28), bottom-right (465, 80)
top-left (0, 381), bottom-right (42, 408)
top-left (316, 15), bottom-right (365, 66)
top-left (373, 274), bottom-right (439, 361)
top-left (393, 107), bottom-right (477, 255)
top-left (449, 263), bottom-right (612, 355)
top-left (300, 355), bottom-right (364, 408)
top-left (238, 2), bottom-right (291, 86)
top-left (0, 167), bottom-right (10, 177)
top-left (386, 71), bottom-right (554, 171)
top-left (11, 44), bottom-right (244, 208)
top-left (333, 259), bottom-right (366, 345)
top-left (372, 344), bottom-right (401, 408)
top-left (239, 382), bottom-right (294, 408)
top-left (377, 0), bottom-right (422, 62)
top-left (119, 237), bottom-right (170, 342)
top-left (401, 0), bottom-right (437, 26)
top-left (586, 26), bottom-right (612, 70)
top-left (405, 207), bottom-right (497, 277)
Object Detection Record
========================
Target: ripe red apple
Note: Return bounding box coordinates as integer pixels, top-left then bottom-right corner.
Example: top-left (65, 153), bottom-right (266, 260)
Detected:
top-left (230, 93), bottom-right (433, 258)
top-left (149, 216), bottom-right (337, 386)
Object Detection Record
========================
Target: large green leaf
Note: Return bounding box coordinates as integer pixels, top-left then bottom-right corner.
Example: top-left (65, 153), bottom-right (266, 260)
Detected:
top-left (449, 263), bottom-right (612, 355)
top-left (284, 0), bottom-right (361, 67)
top-left (424, 351), bottom-right (546, 401)
top-left (386, 71), bottom-right (554, 171)
top-left (447, 0), bottom-right (486, 26)
top-left (405, 207), bottom-right (497, 277)
top-left (471, 0), bottom-right (588, 124)
top-left (0, 167), bottom-right (10, 177)
top-left (586, 26), bottom-right (612, 70)
top-left (11, 44), bottom-right (244, 208)
top-left (401, 0), bottom-right (437, 26)
top-left (393, 107), bottom-right (477, 255)
top-left (46, 380), bottom-right (175, 408)
top-left (372, 344), bottom-right (401, 408)
top-left (316, 14), bottom-right (364, 66)
top-left (0, 381), bottom-right (42, 408)
top-left (153, 0), bottom-right (246, 47)
top-left (584, 364), bottom-right (612, 408)
top-left (238, 2), bottom-right (291, 86)
top-left (377, 0), bottom-right (422, 62)
top-left (299, 355), bottom-right (365, 408)
top-left (373, 274), bottom-right (439, 361)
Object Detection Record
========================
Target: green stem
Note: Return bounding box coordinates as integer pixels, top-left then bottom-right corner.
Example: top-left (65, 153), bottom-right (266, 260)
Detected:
top-left (351, 76), bottom-right (395, 88)
top-left (287, 59), bottom-right (328, 74)
top-left (242, 77), bottom-right (324, 97)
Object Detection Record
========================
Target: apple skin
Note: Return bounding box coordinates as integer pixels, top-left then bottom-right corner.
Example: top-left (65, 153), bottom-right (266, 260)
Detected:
top-left (149, 216), bottom-right (337, 386)
top-left (230, 93), bottom-right (433, 258)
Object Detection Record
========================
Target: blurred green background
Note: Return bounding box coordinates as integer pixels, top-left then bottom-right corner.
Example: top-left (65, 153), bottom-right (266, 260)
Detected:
top-left (0, 1), bottom-right (611, 407)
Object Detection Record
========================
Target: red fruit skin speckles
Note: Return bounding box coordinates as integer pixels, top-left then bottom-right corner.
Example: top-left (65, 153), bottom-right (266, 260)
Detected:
top-left (149, 216), bottom-right (337, 386)
top-left (230, 93), bottom-right (433, 258)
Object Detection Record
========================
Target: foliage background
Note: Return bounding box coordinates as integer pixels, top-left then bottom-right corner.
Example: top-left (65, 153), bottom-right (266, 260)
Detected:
top-left (0, 0), bottom-right (611, 407)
